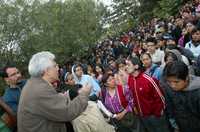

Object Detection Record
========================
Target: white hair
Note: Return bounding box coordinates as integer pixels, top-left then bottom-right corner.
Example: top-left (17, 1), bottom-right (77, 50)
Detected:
top-left (28, 51), bottom-right (55, 77)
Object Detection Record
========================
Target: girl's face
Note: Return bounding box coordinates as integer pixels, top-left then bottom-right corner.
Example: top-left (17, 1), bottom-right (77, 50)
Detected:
top-left (95, 66), bottom-right (102, 73)
top-left (87, 65), bottom-right (93, 74)
top-left (106, 75), bottom-right (116, 88)
top-left (147, 42), bottom-right (156, 54)
top-left (141, 54), bottom-right (152, 68)
top-left (118, 63), bottom-right (126, 71)
top-left (65, 74), bottom-right (75, 85)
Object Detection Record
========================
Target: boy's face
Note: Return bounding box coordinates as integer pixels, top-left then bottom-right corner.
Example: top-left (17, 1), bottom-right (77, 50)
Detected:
top-left (125, 60), bottom-right (138, 74)
top-left (147, 42), bottom-right (156, 53)
top-left (5, 67), bottom-right (22, 86)
top-left (75, 66), bottom-right (83, 78)
top-left (192, 31), bottom-right (200, 43)
top-left (166, 39), bottom-right (176, 45)
top-left (166, 76), bottom-right (189, 91)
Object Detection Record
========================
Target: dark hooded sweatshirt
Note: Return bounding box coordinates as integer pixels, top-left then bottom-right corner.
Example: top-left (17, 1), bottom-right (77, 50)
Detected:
top-left (162, 76), bottom-right (200, 132)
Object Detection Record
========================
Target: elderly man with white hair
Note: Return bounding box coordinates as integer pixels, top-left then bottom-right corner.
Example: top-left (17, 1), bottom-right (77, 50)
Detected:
top-left (17, 51), bottom-right (91, 132)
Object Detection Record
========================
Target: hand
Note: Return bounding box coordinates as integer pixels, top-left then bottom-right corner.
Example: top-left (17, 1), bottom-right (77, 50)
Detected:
top-left (78, 82), bottom-right (91, 96)
top-left (115, 110), bottom-right (126, 121)
top-left (7, 79), bottom-right (18, 88)
top-left (59, 91), bottom-right (68, 96)
top-left (116, 70), bottom-right (127, 86)
top-left (133, 107), bottom-right (138, 115)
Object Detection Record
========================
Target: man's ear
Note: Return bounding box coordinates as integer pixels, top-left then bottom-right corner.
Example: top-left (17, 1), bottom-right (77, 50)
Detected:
top-left (186, 76), bottom-right (190, 82)
top-left (135, 64), bottom-right (139, 70)
top-left (41, 69), bottom-right (47, 77)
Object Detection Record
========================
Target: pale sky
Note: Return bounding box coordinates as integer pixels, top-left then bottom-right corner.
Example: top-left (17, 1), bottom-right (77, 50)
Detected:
top-left (99, 0), bottom-right (113, 6)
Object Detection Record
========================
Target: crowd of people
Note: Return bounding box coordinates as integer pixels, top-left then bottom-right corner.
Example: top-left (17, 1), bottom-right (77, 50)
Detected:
top-left (0, 0), bottom-right (200, 132)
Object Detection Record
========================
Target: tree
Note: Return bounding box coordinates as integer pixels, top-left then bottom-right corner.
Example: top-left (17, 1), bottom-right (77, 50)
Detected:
top-left (104, 0), bottom-right (187, 35)
top-left (0, 0), bottom-right (107, 66)
top-left (104, 0), bottom-right (140, 34)
top-left (153, 0), bottom-right (186, 18)
top-left (0, 0), bottom-right (107, 94)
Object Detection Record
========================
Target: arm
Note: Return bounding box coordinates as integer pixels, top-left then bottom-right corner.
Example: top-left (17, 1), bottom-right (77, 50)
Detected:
top-left (115, 85), bottom-right (134, 121)
top-left (36, 88), bottom-right (89, 122)
top-left (90, 76), bottom-right (101, 96)
top-left (97, 100), bottom-right (113, 117)
top-left (115, 109), bottom-right (127, 121)
top-left (2, 90), bottom-right (18, 114)
top-left (0, 98), bottom-right (17, 127)
top-left (159, 80), bottom-right (174, 118)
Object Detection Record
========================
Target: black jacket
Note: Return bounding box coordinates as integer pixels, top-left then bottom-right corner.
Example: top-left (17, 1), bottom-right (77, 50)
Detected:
top-left (160, 76), bottom-right (200, 132)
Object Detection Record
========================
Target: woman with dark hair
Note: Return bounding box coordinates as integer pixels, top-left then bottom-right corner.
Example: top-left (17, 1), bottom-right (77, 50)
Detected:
top-left (101, 73), bottom-right (138, 132)
top-left (95, 65), bottom-right (104, 83)
top-left (140, 53), bottom-right (162, 80)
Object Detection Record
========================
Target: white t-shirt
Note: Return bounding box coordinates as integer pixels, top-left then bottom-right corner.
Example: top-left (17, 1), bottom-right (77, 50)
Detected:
top-left (185, 41), bottom-right (200, 58)
top-left (151, 49), bottom-right (165, 64)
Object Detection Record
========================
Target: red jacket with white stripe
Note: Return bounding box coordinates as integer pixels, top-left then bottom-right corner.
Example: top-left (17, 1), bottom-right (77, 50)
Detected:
top-left (128, 72), bottom-right (165, 117)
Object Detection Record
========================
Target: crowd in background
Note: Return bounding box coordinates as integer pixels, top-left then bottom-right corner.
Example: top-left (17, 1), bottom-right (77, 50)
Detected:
top-left (61, 0), bottom-right (200, 80)
top-left (58, 0), bottom-right (200, 131)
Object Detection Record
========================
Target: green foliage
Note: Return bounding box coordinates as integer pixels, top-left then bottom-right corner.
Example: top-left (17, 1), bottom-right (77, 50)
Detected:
top-left (104, 0), bottom-right (139, 35)
top-left (105, 0), bottom-right (186, 34)
top-left (0, 0), bottom-right (107, 94)
top-left (136, 0), bottom-right (159, 22)
top-left (153, 0), bottom-right (185, 18)
top-left (0, 0), bottom-right (106, 66)
top-left (0, 0), bottom-right (187, 95)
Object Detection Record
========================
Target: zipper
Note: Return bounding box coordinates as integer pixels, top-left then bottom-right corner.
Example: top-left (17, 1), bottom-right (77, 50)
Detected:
top-left (134, 78), bottom-right (143, 116)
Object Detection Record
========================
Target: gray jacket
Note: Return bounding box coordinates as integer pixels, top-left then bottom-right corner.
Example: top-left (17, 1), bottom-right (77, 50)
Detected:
top-left (18, 77), bottom-right (89, 132)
